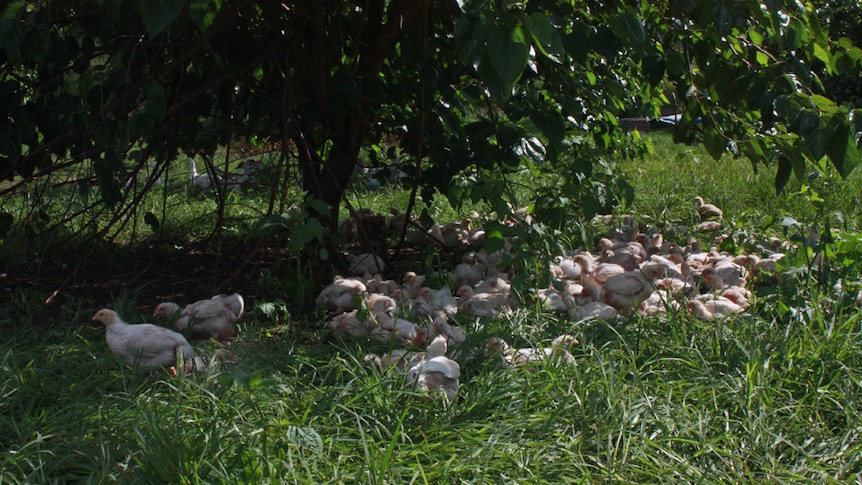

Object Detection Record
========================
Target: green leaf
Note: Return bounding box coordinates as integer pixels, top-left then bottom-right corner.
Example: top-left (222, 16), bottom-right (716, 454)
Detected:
top-left (589, 26), bottom-right (619, 60)
top-left (306, 198), bottom-right (331, 216)
top-left (0, 210), bottom-right (13, 240)
top-left (617, 12), bottom-right (645, 46)
top-left (476, 51), bottom-right (506, 100)
top-left (563, 23), bottom-right (590, 64)
top-left (527, 109), bottom-right (565, 146)
top-left (248, 214), bottom-right (288, 239)
top-left (812, 42), bottom-right (831, 72)
top-left (0, 1), bottom-right (25, 64)
top-left (809, 94), bottom-right (838, 113)
top-left (642, 54), bottom-right (665, 87)
top-left (825, 114), bottom-right (849, 173)
top-left (95, 153), bottom-right (123, 207)
top-left (140, 0), bottom-right (186, 38)
top-left (525, 12), bottom-right (563, 62)
top-left (798, 110), bottom-right (824, 160)
top-left (456, 13), bottom-right (490, 66)
top-left (486, 25), bottom-right (530, 93)
top-left (775, 156), bottom-right (792, 195)
top-left (290, 217), bottom-right (325, 251)
top-left (483, 222), bottom-right (507, 254)
top-left (0, 2), bottom-right (23, 34)
top-left (702, 125), bottom-right (726, 161)
top-left (748, 29), bottom-right (763, 45)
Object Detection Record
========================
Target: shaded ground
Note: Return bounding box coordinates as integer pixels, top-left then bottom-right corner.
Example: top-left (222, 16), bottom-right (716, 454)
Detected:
top-left (0, 235), bottom-right (447, 328)
top-left (1, 239), bottom-right (283, 325)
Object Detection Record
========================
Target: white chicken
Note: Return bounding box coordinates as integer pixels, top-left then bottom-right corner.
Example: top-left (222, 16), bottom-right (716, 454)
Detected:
top-left (537, 286), bottom-right (569, 311)
top-left (327, 310), bottom-right (369, 338)
top-left (413, 286), bottom-right (458, 319)
top-left (363, 292), bottom-right (398, 315)
top-left (316, 275), bottom-right (366, 314)
top-left (694, 196), bottom-right (723, 221)
top-left (602, 270), bottom-right (655, 313)
top-left (364, 274), bottom-right (399, 296)
top-left (407, 335), bottom-right (461, 402)
top-left (567, 300), bottom-right (619, 321)
top-left (402, 271), bottom-right (426, 298)
top-left (189, 158), bottom-right (221, 191)
top-left (364, 349), bottom-right (426, 373)
top-left (93, 308), bottom-right (203, 376)
top-left (687, 298), bottom-right (744, 321)
top-left (348, 253), bottom-right (386, 276)
top-left (429, 317), bottom-right (467, 346)
top-left (552, 257), bottom-right (582, 281)
top-left (486, 335), bottom-right (578, 369)
top-left (374, 313), bottom-right (428, 346)
top-left (210, 292), bottom-right (245, 319)
top-left (451, 252), bottom-right (487, 288)
top-left (153, 299), bottom-right (237, 341)
top-left (574, 254), bottom-right (625, 293)
top-left (457, 285), bottom-right (511, 317)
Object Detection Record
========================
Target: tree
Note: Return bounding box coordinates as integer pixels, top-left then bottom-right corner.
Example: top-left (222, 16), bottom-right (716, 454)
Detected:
top-left (1, 0), bottom-right (860, 255)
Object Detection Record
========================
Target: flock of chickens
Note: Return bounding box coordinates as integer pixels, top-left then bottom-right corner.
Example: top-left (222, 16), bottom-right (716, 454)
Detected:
top-left (93, 196), bottom-right (792, 402)
top-left (92, 293), bottom-right (244, 376)
top-left (313, 196), bottom-right (788, 401)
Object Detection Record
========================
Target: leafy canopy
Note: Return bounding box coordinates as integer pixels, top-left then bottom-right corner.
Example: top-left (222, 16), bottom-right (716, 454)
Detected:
top-left (1, 0), bottom-right (860, 237)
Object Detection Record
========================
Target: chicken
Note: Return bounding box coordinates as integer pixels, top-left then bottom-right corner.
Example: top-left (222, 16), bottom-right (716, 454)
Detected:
top-left (552, 257), bottom-right (582, 281)
top-left (223, 159), bottom-right (264, 192)
top-left (696, 220), bottom-right (723, 233)
top-left (413, 286), bottom-right (458, 319)
top-left (694, 196), bottom-right (723, 221)
top-left (638, 291), bottom-right (680, 316)
top-left (457, 285), bottom-right (511, 317)
top-left (327, 310), bottom-right (369, 339)
top-left (472, 275), bottom-right (512, 296)
top-left (537, 286), bottom-right (569, 311)
top-left (568, 300), bottom-right (619, 321)
top-left (188, 158), bottom-right (221, 191)
top-left (364, 273), bottom-right (399, 296)
top-left (375, 313), bottom-right (428, 346)
top-left (451, 252), bottom-right (487, 288)
top-left (364, 349), bottom-right (426, 373)
top-left (402, 271), bottom-right (425, 298)
top-left (363, 292), bottom-right (398, 315)
top-left (486, 335), bottom-right (578, 369)
top-left (211, 293), bottom-right (245, 319)
top-left (429, 317), bottom-right (467, 346)
top-left (153, 299), bottom-right (237, 341)
top-left (348, 253), bottom-right (386, 276)
top-left (93, 309), bottom-right (202, 376)
top-left (316, 275), bottom-right (366, 313)
top-left (407, 335), bottom-right (461, 402)
top-left (687, 298), bottom-right (744, 321)
top-left (602, 270), bottom-right (654, 313)
top-left (574, 254), bottom-right (625, 293)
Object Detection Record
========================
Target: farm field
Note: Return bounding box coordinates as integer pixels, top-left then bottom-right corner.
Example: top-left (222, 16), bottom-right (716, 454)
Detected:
top-left (1, 132), bottom-right (861, 484)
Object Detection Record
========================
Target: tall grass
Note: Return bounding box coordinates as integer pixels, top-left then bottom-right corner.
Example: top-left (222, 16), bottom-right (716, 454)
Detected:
top-left (1, 132), bottom-right (861, 483)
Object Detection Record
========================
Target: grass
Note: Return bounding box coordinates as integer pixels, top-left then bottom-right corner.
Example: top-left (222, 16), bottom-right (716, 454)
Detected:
top-left (1, 131), bottom-right (862, 483)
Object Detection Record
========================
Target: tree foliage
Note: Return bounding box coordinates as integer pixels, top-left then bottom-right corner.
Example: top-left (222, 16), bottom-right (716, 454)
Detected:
top-left (1, 0), bottom-right (860, 248)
